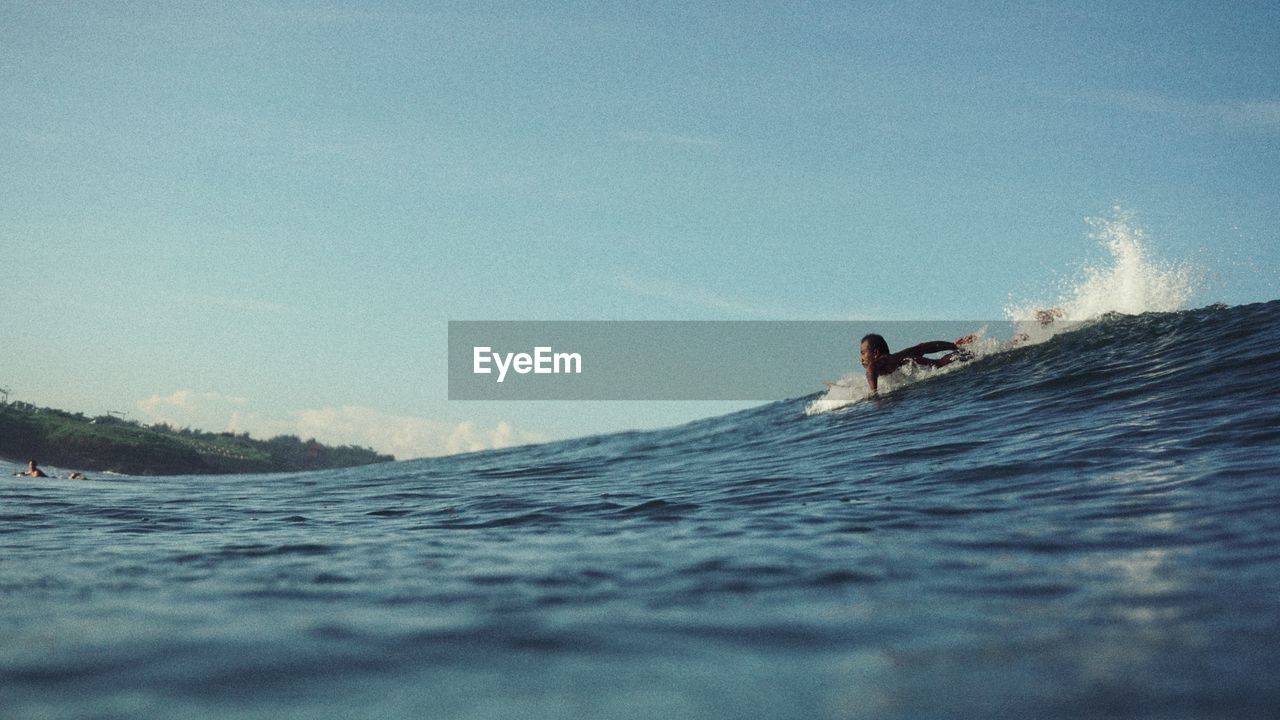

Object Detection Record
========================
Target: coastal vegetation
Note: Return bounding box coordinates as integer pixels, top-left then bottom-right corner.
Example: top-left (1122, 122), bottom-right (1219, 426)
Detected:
top-left (0, 401), bottom-right (393, 475)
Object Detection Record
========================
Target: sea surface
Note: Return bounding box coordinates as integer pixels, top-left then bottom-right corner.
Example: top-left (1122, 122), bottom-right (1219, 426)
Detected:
top-left (3, 298), bottom-right (1279, 719)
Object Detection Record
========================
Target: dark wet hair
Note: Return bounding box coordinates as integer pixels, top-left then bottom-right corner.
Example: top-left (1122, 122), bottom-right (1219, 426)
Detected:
top-left (860, 333), bottom-right (890, 354)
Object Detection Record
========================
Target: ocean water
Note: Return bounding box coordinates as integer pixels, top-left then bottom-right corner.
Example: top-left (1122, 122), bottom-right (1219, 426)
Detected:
top-left (4, 223), bottom-right (1279, 718)
top-left (4, 299), bottom-right (1279, 719)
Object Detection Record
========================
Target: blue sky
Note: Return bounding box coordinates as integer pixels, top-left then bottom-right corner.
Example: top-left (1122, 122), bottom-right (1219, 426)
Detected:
top-left (3, 1), bottom-right (1278, 457)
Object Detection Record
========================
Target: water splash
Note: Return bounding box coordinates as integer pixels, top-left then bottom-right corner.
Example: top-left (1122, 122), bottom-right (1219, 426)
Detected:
top-left (1007, 208), bottom-right (1198, 324)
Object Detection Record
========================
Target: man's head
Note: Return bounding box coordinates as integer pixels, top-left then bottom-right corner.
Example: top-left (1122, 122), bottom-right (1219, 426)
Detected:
top-left (860, 334), bottom-right (890, 368)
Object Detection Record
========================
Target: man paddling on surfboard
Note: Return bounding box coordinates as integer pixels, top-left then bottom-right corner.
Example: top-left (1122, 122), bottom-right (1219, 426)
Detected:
top-left (859, 333), bottom-right (972, 394)
top-left (12, 460), bottom-right (48, 478)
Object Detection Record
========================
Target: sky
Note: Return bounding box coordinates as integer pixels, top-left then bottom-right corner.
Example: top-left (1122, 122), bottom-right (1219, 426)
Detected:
top-left (3, 1), bottom-right (1279, 458)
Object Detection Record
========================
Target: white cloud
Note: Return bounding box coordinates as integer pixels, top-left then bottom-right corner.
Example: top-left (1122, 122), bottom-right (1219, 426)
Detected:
top-left (610, 270), bottom-right (786, 318)
top-left (615, 130), bottom-right (723, 148)
top-left (136, 391), bottom-right (546, 459)
top-left (1080, 90), bottom-right (1280, 130)
top-left (606, 270), bottom-right (881, 319)
top-left (290, 406), bottom-right (546, 458)
top-left (137, 390), bottom-right (249, 429)
top-left (1218, 100), bottom-right (1280, 129)
top-left (192, 293), bottom-right (294, 315)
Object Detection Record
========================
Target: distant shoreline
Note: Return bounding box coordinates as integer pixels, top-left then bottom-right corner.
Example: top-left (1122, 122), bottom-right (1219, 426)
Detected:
top-left (0, 401), bottom-right (393, 476)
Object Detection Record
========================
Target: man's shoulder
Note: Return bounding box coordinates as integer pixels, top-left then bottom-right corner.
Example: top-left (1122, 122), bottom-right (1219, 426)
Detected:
top-left (872, 356), bottom-right (902, 374)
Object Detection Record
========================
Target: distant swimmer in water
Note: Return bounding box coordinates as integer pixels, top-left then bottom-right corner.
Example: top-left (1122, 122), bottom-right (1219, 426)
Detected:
top-left (1009, 307), bottom-right (1066, 345)
top-left (859, 333), bottom-right (972, 394)
top-left (1035, 308), bottom-right (1064, 325)
top-left (68, 472), bottom-right (87, 480)
top-left (13, 460), bottom-right (48, 478)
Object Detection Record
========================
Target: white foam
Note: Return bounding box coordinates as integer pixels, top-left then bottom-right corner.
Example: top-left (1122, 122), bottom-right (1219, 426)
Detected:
top-left (1006, 208), bottom-right (1197, 326)
top-left (1000, 209), bottom-right (1198, 350)
top-left (803, 359), bottom-right (957, 415)
top-left (803, 376), bottom-right (869, 415)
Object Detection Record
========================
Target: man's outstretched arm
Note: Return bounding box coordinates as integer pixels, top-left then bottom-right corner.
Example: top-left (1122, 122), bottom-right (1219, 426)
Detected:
top-left (897, 340), bottom-right (958, 359)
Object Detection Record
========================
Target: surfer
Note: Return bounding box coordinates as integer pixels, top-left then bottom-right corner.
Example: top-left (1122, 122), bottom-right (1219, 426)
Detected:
top-left (860, 333), bottom-right (971, 394)
top-left (822, 308), bottom-right (1063, 395)
top-left (1035, 308), bottom-right (1064, 325)
top-left (1008, 307), bottom-right (1066, 346)
top-left (13, 460), bottom-right (48, 478)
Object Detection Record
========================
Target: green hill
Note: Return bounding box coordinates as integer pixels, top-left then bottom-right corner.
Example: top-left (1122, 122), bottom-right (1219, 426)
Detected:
top-left (1, 401), bottom-right (393, 475)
